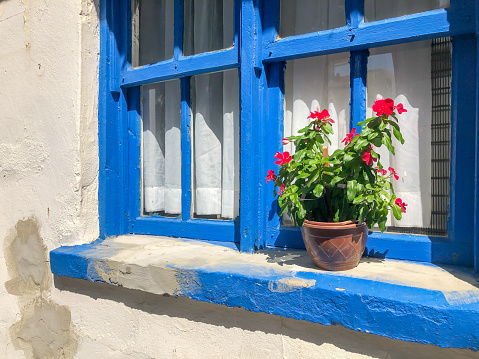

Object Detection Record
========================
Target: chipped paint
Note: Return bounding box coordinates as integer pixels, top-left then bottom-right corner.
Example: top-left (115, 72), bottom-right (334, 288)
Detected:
top-left (268, 278), bottom-right (316, 293)
top-left (50, 235), bottom-right (479, 350)
top-left (442, 290), bottom-right (479, 306)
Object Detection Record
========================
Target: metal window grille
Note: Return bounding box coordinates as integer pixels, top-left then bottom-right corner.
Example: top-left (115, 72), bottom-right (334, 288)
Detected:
top-left (387, 37), bottom-right (451, 236)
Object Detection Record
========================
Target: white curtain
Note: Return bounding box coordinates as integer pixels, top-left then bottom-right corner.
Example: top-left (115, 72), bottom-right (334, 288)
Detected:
top-left (143, 0), bottom-right (238, 219)
top-left (283, 52), bottom-right (351, 156)
top-left (367, 40), bottom-right (433, 228)
top-left (364, 0), bottom-right (450, 22)
top-left (142, 80), bottom-right (182, 214)
top-left (188, 0), bottom-right (239, 219)
top-left (279, 0), bottom-right (345, 38)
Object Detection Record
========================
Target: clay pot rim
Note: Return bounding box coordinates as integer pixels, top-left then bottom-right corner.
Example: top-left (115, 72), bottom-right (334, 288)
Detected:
top-left (303, 219), bottom-right (366, 229)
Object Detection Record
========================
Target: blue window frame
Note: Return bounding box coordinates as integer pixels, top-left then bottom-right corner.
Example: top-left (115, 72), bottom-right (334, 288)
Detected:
top-left (99, 0), bottom-right (478, 268)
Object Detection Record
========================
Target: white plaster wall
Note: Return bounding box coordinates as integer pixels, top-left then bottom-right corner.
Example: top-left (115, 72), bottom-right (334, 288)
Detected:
top-left (0, 1), bottom-right (477, 358)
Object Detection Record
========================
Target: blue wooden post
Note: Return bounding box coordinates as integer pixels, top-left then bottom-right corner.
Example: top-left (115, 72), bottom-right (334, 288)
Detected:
top-left (180, 77), bottom-right (192, 221)
top-left (475, 2), bottom-right (479, 273)
top-left (99, 0), bottom-right (129, 238)
top-left (239, 0), bottom-right (261, 252)
top-left (449, 35), bottom-right (476, 252)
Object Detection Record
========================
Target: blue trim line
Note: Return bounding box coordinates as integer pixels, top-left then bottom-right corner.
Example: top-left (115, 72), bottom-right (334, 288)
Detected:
top-left (346, 0), bottom-right (363, 29)
top-left (263, 8), bottom-right (474, 63)
top-left (266, 225), bottom-right (473, 266)
top-left (180, 77), bottom-right (192, 221)
top-left (50, 237), bottom-right (479, 350)
top-left (127, 87), bottom-right (141, 222)
top-left (121, 49), bottom-right (239, 87)
top-left (349, 49), bottom-right (368, 132)
top-left (239, 0), bottom-right (261, 252)
top-left (449, 35), bottom-right (476, 245)
top-left (475, 3), bottom-right (479, 273)
top-left (174, 0), bottom-right (183, 61)
top-left (130, 217), bottom-right (237, 242)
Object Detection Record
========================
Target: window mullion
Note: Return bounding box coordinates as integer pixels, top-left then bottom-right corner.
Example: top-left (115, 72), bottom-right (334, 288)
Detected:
top-left (174, 0), bottom-right (183, 61)
top-left (239, 0), bottom-right (262, 252)
top-left (346, 0), bottom-right (364, 28)
top-left (349, 50), bottom-right (368, 132)
top-left (181, 77), bottom-right (192, 221)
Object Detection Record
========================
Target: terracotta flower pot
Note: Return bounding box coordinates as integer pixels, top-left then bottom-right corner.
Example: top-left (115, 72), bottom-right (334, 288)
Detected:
top-left (301, 220), bottom-right (368, 271)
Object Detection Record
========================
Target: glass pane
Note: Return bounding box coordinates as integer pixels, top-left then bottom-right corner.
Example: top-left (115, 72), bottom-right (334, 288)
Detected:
top-left (191, 70), bottom-right (239, 219)
top-left (279, 0), bottom-right (346, 38)
top-left (142, 80), bottom-right (181, 216)
top-left (366, 38), bottom-right (452, 235)
top-left (364, 0), bottom-right (450, 22)
top-left (183, 0), bottom-right (234, 56)
top-left (283, 52), bottom-right (350, 226)
top-left (131, 0), bottom-right (174, 67)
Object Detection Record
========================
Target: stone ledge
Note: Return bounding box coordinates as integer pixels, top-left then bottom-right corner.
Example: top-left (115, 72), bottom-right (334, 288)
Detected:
top-left (50, 235), bottom-right (479, 350)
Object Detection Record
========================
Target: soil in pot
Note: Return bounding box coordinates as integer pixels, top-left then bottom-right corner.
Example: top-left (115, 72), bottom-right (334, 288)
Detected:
top-left (301, 220), bottom-right (368, 271)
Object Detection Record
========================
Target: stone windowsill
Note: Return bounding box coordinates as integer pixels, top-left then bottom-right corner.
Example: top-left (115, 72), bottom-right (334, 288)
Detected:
top-left (50, 235), bottom-right (479, 350)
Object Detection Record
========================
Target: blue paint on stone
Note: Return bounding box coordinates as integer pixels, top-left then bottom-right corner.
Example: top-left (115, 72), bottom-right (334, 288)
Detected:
top-left (50, 240), bottom-right (479, 350)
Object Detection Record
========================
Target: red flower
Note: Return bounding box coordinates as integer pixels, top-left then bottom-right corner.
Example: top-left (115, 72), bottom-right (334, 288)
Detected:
top-left (278, 184), bottom-right (285, 196)
top-left (395, 198), bottom-right (408, 213)
top-left (362, 147), bottom-right (377, 166)
top-left (372, 98), bottom-right (395, 117)
top-left (342, 128), bottom-right (358, 145)
top-left (265, 170), bottom-right (277, 183)
top-left (274, 151), bottom-right (292, 166)
top-left (308, 108), bottom-right (335, 124)
top-left (375, 167), bottom-right (387, 175)
top-left (282, 138), bottom-right (289, 145)
top-left (395, 103), bottom-right (407, 114)
top-left (388, 167), bottom-right (399, 180)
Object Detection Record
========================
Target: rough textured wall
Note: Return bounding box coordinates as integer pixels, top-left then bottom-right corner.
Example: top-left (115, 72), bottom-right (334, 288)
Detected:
top-left (0, 0), bottom-right (98, 357)
top-left (0, 1), bottom-right (477, 358)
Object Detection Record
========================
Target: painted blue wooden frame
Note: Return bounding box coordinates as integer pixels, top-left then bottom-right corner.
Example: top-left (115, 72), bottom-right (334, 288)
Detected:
top-left (99, 0), bottom-right (479, 267)
top-left (260, 0), bottom-right (478, 267)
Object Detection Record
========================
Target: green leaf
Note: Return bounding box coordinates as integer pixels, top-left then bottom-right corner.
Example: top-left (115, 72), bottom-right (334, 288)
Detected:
top-left (334, 208), bottom-right (340, 222)
top-left (371, 137), bottom-right (382, 147)
top-left (392, 125), bottom-right (405, 144)
top-left (331, 175), bottom-right (343, 186)
top-left (344, 152), bottom-right (355, 163)
top-left (358, 206), bottom-right (367, 224)
top-left (354, 137), bottom-right (369, 151)
top-left (378, 217), bottom-right (387, 232)
top-left (392, 203), bottom-right (402, 220)
top-left (297, 171), bottom-right (310, 179)
top-left (381, 133), bottom-right (395, 155)
top-left (313, 183), bottom-right (324, 197)
top-left (357, 117), bottom-right (375, 126)
top-left (347, 180), bottom-right (360, 202)
top-left (352, 194), bottom-right (366, 205)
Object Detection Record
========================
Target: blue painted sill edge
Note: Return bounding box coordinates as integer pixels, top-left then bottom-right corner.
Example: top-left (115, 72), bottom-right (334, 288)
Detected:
top-left (50, 235), bottom-right (479, 350)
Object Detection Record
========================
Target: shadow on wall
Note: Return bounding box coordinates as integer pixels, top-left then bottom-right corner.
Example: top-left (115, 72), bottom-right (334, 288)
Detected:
top-left (4, 218), bottom-right (79, 359)
top-left (54, 275), bottom-right (477, 359)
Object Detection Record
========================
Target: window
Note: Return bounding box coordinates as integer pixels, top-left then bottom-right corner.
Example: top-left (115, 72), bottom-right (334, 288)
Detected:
top-left (100, 0), bottom-right (477, 266)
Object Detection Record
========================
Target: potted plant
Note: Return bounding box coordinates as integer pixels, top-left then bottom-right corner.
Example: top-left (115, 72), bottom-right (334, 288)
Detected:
top-left (267, 98), bottom-right (408, 271)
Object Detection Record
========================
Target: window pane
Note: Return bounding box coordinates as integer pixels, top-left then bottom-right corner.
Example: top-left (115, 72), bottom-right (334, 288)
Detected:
top-left (283, 52), bottom-right (350, 226)
top-left (142, 80), bottom-right (181, 216)
top-left (366, 38), bottom-right (451, 235)
top-left (191, 70), bottom-right (239, 220)
top-left (364, 0), bottom-right (450, 22)
top-left (131, 0), bottom-right (174, 67)
top-left (183, 0), bottom-right (234, 56)
top-left (279, 0), bottom-right (346, 38)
